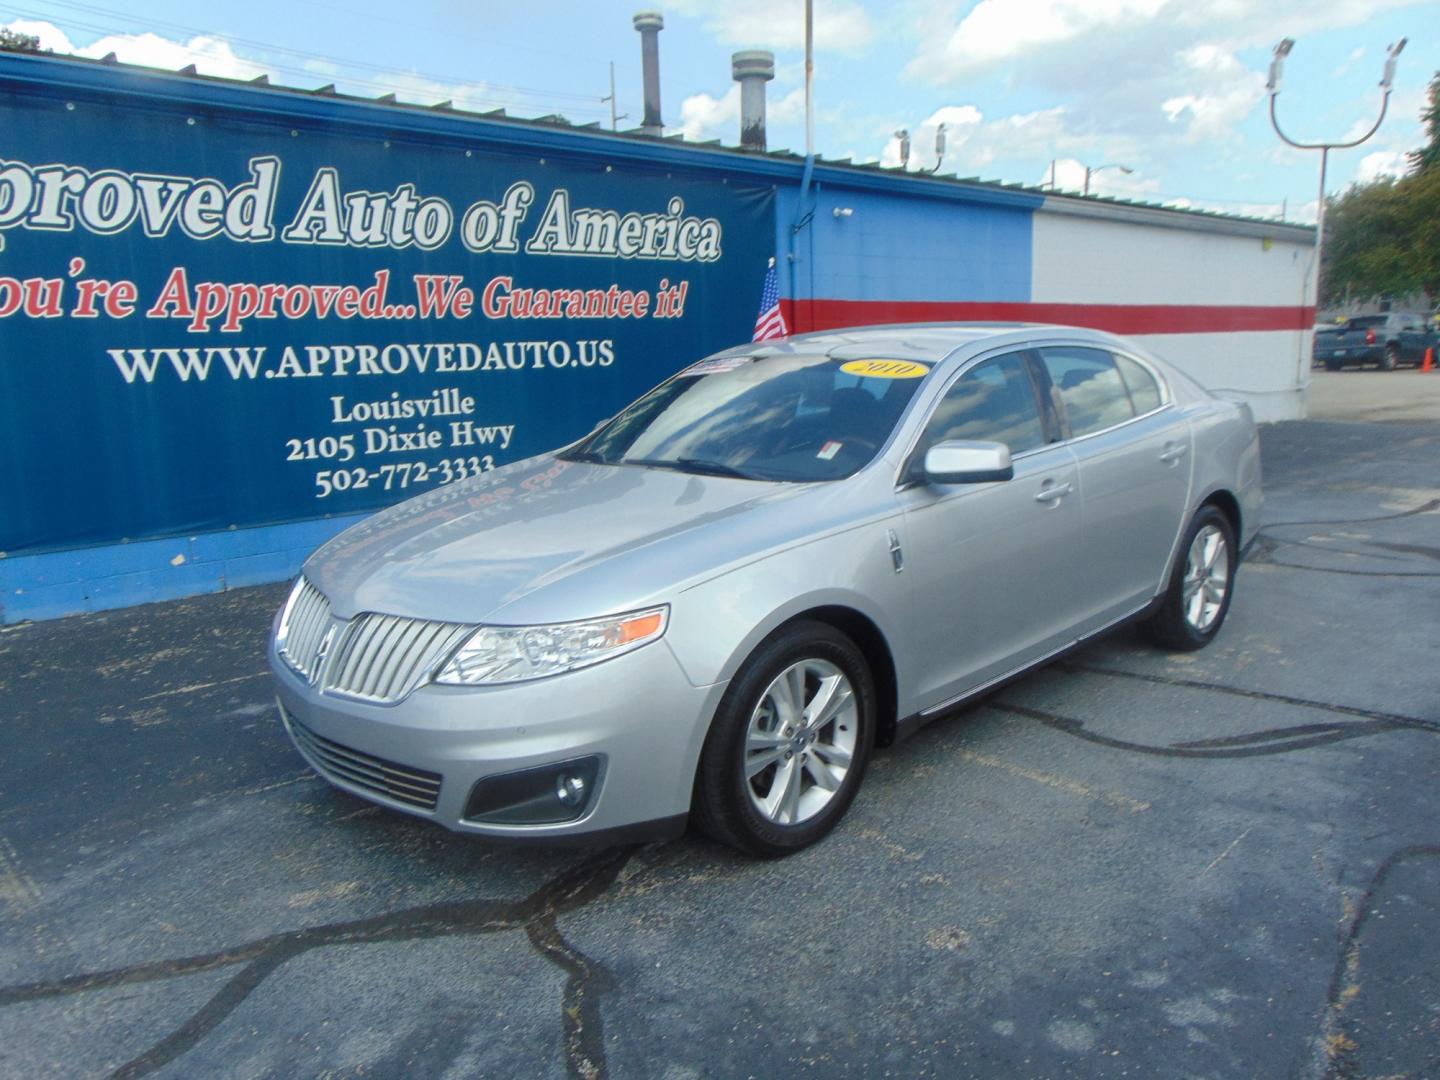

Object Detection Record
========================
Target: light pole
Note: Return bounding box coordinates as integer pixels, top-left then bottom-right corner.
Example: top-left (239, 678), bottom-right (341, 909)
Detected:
top-left (1267, 36), bottom-right (1406, 312)
top-left (1083, 162), bottom-right (1132, 196)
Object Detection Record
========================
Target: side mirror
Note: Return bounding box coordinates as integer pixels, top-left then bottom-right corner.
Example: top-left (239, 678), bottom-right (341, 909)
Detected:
top-left (922, 440), bottom-right (1014, 485)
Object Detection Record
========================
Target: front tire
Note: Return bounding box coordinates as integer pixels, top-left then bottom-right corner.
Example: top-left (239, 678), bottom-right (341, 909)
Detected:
top-left (1145, 506), bottom-right (1237, 651)
top-left (692, 621), bottom-right (875, 857)
top-left (1381, 344), bottom-right (1400, 371)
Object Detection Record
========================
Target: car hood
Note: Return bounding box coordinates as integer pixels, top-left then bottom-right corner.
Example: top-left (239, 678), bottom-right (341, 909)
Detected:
top-left (304, 455), bottom-right (819, 624)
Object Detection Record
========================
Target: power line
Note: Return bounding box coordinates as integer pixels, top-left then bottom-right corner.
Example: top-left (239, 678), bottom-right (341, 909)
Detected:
top-left (8, 0), bottom-right (613, 111)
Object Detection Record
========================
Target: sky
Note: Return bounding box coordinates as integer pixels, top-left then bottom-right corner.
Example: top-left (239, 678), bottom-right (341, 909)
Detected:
top-left (4, 0), bottom-right (1438, 224)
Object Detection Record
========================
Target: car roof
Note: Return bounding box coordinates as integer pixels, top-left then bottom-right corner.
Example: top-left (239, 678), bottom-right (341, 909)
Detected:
top-left (706, 322), bottom-right (1127, 365)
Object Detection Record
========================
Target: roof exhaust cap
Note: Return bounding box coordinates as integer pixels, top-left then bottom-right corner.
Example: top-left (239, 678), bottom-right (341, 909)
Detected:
top-left (731, 49), bottom-right (775, 151)
top-left (633, 11), bottom-right (665, 135)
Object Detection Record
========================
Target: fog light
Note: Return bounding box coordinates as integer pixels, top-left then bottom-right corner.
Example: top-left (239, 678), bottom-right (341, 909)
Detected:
top-left (463, 756), bottom-right (602, 825)
top-left (556, 772), bottom-right (587, 807)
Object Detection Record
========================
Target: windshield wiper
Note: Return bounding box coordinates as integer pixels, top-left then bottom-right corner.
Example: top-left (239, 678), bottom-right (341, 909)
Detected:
top-left (622, 456), bottom-right (763, 480)
top-left (558, 448), bottom-right (610, 464)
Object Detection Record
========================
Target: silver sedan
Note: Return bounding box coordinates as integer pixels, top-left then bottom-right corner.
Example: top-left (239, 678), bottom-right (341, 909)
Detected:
top-left (269, 324), bottom-right (1261, 856)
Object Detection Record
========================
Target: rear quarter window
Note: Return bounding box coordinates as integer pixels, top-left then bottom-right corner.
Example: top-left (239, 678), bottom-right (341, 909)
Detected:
top-left (1114, 354), bottom-right (1163, 414)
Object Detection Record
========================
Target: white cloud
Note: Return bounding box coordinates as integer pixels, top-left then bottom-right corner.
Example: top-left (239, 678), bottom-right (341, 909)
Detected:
top-left (3, 18), bottom-right (73, 51)
top-left (1355, 150), bottom-right (1410, 183)
top-left (1334, 46), bottom-right (1365, 78)
top-left (5, 18), bottom-right (272, 81)
top-left (2, 18), bottom-right (589, 120)
top-left (668, 0), bottom-right (872, 54)
top-left (678, 84), bottom-right (740, 141)
top-left (676, 83), bottom-right (806, 144)
top-left (1160, 45), bottom-right (1265, 142)
top-left (1041, 157), bottom-right (1160, 197)
top-left (907, 0), bottom-right (1167, 82)
top-left (876, 103), bottom-right (1141, 183)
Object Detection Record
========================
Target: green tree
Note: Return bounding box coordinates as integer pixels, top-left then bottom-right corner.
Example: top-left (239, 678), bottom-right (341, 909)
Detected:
top-left (0, 28), bottom-right (45, 52)
top-left (1410, 72), bottom-right (1440, 173)
top-left (1322, 70), bottom-right (1440, 307)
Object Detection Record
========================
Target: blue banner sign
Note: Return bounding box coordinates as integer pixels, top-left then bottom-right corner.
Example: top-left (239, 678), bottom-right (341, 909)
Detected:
top-left (0, 80), bottom-right (774, 555)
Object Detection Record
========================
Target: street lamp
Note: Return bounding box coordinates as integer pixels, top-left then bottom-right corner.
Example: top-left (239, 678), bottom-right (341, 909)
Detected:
top-left (1267, 36), bottom-right (1406, 313)
top-left (1083, 162), bottom-right (1133, 196)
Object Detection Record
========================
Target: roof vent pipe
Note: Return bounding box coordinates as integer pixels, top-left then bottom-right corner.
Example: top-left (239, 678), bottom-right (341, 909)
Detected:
top-left (732, 50), bottom-right (775, 151)
top-left (633, 11), bottom-right (664, 135)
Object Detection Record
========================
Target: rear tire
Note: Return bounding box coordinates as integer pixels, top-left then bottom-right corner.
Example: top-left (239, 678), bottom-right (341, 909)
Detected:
top-left (692, 621), bottom-right (875, 857)
top-left (1324, 358), bottom-right (1344, 372)
top-left (1145, 506), bottom-right (1237, 652)
top-left (1381, 344), bottom-right (1400, 371)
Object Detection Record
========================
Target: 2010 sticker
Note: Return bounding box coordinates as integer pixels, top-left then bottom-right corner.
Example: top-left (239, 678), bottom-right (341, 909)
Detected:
top-left (840, 359), bottom-right (929, 379)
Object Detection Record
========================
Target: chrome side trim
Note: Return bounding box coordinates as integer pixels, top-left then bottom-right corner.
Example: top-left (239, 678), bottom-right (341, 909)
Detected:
top-left (918, 599), bottom-right (1154, 719)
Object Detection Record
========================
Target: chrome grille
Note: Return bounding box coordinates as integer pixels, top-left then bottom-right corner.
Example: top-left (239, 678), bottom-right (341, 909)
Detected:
top-left (284, 710), bottom-right (442, 811)
top-left (322, 613), bottom-right (472, 704)
top-left (278, 576), bottom-right (332, 682)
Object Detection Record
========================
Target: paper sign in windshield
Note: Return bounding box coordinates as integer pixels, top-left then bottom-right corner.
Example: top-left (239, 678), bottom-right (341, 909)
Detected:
top-left (684, 356), bottom-right (754, 376)
top-left (840, 359), bottom-right (929, 379)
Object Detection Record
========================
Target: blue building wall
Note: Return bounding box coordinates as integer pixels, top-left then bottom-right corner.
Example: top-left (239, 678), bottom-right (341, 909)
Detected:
top-left (777, 184), bottom-right (1034, 306)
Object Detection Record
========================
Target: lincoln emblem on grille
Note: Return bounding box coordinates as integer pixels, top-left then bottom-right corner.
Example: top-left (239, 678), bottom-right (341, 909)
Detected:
top-left (311, 625), bottom-right (336, 685)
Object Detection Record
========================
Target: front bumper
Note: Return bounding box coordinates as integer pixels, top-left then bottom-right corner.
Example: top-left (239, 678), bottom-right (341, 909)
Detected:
top-left (269, 636), bottom-right (727, 839)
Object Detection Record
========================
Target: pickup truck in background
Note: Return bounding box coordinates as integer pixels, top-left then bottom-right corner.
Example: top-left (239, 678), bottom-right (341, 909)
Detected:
top-left (1313, 313), bottom-right (1440, 371)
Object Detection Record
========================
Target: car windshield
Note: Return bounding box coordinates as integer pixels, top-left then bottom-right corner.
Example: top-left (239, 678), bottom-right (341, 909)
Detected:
top-left (563, 353), bottom-right (932, 482)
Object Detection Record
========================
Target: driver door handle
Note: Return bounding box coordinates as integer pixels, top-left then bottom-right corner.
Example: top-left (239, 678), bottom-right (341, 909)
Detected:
top-left (1034, 481), bottom-right (1073, 504)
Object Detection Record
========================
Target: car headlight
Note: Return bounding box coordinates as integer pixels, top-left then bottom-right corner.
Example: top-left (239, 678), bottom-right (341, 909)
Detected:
top-left (434, 605), bottom-right (669, 686)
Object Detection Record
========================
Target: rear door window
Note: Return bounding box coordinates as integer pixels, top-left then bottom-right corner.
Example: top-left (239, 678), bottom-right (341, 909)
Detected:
top-left (1039, 347), bottom-right (1135, 438)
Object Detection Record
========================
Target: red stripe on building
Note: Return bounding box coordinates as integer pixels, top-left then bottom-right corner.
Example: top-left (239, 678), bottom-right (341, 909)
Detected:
top-left (781, 299), bottom-right (1315, 336)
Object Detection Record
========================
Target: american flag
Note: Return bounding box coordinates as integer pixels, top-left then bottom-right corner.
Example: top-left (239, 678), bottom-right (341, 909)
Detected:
top-left (752, 258), bottom-right (788, 341)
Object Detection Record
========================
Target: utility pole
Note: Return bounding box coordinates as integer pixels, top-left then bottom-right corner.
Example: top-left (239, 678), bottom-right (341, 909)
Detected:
top-left (602, 61), bottom-right (627, 131)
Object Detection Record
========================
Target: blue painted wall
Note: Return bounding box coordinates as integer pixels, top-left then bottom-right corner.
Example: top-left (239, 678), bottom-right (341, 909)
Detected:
top-left (777, 183), bottom-right (1034, 306)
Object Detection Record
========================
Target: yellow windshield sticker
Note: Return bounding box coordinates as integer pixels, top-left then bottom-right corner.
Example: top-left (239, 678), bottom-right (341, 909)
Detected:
top-left (840, 359), bottom-right (929, 379)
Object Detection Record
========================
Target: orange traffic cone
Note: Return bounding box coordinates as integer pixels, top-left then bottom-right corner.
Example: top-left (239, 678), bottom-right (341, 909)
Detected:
top-left (1424, 347), bottom-right (1435, 373)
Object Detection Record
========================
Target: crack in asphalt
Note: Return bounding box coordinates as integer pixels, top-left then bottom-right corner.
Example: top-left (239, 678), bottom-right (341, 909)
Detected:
top-left (1054, 663), bottom-right (1440, 733)
top-left (1259, 498), bottom-right (1440, 530)
top-left (1000, 663), bottom-right (1436, 758)
top-left (1247, 535), bottom-right (1440, 578)
top-left (998, 701), bottom-right (1425, 759)
top-left (1317, 845), bottom-right (1440, 1080)
top-left (1244, 501), bottom-right (1440, 578)
top-left (0, 844), bottom-right (641, 1079)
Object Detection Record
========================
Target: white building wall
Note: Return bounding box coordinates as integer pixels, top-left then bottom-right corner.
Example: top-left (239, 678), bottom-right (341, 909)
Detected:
top-left (1032, 205), bottom-right (1315, 422)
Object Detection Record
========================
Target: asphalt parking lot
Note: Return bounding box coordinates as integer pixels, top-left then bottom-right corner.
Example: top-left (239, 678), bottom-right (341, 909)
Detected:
top-left (2, 411), bottom-right (1437, 1079)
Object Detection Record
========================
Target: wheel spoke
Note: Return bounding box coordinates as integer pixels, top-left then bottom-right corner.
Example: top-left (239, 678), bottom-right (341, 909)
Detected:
top-left (779, 758), bottom-right (803, 823)
top-left (811, 741), bottom-right (851, 769)
top-left (783, 666), bottom-right (807, 724)
top-left (1201, 531), bottom-right (1222, 573)
top-left (1186, 585), bottom-right (1207, 627)
top-left (806, 674), bottom-right (852, 729)
top-left (746, 729), bottom-right (785, 751)
top-left (803, 753), bottom-right (839, 792)
top-left (745, 746), bottom-right (787, 779)
top-left (759, 758), bottom-right (797, 821)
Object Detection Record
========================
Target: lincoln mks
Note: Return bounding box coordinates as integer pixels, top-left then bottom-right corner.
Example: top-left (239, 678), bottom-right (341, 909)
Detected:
top-left (269, 324), bottom-right (1261, 856)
